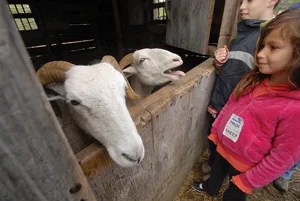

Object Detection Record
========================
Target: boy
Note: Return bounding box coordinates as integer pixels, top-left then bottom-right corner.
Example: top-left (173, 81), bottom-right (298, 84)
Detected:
top-left (199, 0), bottom-right (281, 181)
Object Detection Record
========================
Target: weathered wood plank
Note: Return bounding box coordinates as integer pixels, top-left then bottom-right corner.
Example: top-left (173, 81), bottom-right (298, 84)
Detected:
top-left (166, 0), bottom-right (215, 54)
top-left (0, 2), bottom-right (96, 201)
top-left (217, 0), bottom-right (240, 47)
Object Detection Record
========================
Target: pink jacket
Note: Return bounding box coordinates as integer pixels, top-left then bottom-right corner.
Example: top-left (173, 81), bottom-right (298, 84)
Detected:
top-left (209, 79), bottom-right (300, 193)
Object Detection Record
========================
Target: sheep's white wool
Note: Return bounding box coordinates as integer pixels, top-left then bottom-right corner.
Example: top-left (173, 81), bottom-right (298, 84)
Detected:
top-left (123, 48), bottom-right (185, 104)
top-left (129, 48), bottom-right (184, 85)
top-left (63, 63), bottom-right (144, 167)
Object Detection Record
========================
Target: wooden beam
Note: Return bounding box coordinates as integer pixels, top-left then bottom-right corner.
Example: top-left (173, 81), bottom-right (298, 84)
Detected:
top-left (217, 0), bottom-right (240, 48)
top-left (0, 1), bottom-right (96, 201)
top-left (77, 144), bottom-right (111, 179)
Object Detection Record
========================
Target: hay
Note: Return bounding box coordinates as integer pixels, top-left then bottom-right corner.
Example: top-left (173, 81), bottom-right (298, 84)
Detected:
top-left (173, 150), bottom-right (300, 201)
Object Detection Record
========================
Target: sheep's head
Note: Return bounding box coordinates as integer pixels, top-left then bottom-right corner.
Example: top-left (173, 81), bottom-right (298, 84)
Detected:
top-left (37, 61), bottom-right (144, 167)
top-left (120, 48), bottom-right (185, 86)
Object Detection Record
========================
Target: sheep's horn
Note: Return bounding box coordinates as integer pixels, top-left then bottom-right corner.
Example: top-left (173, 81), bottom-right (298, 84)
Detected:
top-left (119, 53), bottom-right (133, 70)
top-left (101, 55), bottom-right (139, 100)
top-left (37, 61), bottom-right (74, 85)
top-left (101, 55), bottom-right (121, 69)
top-left (125, 80), bottom-right (140, 100)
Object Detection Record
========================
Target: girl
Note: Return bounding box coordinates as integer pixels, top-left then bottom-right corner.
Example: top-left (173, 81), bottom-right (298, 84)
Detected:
top-left (192, 8), bottom-right (300, 201)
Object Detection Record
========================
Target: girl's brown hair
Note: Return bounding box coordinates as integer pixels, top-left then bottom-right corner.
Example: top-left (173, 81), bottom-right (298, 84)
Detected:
top-left (234, 8), bottom-right (300, 97)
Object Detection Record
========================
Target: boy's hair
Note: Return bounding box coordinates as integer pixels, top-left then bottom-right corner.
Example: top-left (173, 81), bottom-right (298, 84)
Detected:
top-left (234, 8), bottom-right (300, 97)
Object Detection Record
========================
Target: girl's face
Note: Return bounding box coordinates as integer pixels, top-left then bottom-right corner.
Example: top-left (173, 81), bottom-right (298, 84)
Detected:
top-left (239, 0), bottom-right (273, 20)
top-left (256, 28), bottom-right (294, 84)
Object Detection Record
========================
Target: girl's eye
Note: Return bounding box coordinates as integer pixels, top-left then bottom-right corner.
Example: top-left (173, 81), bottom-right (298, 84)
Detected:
top-left (270, 46), bottom-right (279, 50)
top-left (70, 100), bottom-right (80, 106)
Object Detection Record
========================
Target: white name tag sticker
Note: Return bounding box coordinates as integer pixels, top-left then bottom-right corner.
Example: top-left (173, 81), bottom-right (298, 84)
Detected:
top-left (223, 114), bottom-right (244, 142)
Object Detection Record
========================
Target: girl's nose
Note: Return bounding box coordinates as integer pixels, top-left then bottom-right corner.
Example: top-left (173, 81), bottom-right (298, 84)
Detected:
top-left (257, 49), bottom-right (265, 59)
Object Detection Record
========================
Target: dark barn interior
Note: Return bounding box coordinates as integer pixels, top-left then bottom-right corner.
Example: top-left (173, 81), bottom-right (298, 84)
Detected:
top-left (7, 0), bottom-right (225, 72)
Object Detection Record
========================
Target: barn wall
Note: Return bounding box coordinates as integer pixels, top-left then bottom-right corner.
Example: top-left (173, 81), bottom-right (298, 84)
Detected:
top-left (166, 0), bottom-right (215, 54)
top-left (84, 58), bottom-right (215, 201)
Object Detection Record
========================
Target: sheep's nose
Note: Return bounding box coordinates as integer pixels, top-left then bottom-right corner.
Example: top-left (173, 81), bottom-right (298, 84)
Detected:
top-left (173, 57), bottom-right (181, 62)
top-left (122, 153), bottom-right (142, 163)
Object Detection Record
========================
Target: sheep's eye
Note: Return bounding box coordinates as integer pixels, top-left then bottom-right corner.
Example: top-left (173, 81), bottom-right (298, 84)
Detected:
top-left (139, 58), bottom-right (146, 64)
top-left (70, 100), bottom-right (80, 106)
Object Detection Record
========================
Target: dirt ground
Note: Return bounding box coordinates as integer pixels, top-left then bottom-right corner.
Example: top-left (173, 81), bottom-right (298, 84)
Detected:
top-left (174, 150), bottom-right (300, 201)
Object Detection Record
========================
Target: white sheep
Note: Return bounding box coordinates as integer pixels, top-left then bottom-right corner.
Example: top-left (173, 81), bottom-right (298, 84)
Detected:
top-left (119, 48), bottom-right (185, 103)
top-left (37, 60), bottom-right (144, 167)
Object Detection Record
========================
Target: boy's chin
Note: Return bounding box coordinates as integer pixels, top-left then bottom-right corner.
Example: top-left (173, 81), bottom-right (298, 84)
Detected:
top-left (240, 14), bottom-right (248, 20)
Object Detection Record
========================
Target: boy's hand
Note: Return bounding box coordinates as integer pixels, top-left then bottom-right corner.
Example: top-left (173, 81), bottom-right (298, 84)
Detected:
top-left (215, 45), bottom-right (228, 63)
top-left (213, 45), bottom-right (229, 68)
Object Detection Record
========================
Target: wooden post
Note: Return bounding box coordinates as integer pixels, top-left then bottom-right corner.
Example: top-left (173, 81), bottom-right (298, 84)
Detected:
top-left (217, 0), bottom-right (240, 48)
top-left (0, 2), bottom-right (96, 201)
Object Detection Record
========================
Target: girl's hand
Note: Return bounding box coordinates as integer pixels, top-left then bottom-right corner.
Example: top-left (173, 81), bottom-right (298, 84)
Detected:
top-left (213, 45), bottom-right (229, 68)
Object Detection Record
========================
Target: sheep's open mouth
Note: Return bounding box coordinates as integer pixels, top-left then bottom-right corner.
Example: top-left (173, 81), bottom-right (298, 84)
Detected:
top-left (164, 69), bottom-right (186, 79)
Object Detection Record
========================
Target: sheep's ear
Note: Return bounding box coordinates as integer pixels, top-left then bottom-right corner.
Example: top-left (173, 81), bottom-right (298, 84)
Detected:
top-left (45, 84), bottom-right (67, 99)
top-left (122, 66), bottom-right (137, 78)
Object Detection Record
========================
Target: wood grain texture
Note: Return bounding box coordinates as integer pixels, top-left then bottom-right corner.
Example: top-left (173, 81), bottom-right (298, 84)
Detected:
top-left (0, 2), bottom-right (96, 201)
top-left (217, 0), bottom-right (240, 48)
top-left (166, 0), bottom-right (215, 54)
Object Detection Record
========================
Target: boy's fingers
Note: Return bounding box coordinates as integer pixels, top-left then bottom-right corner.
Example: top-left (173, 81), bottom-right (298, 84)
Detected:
top-left (215, 47), bottom-right (226, 54)
top-left (224, 45), bottom-right (229, 54)
top-left (216, 54), bottom-right (227, 59)
top-left (214, 46), bottom-right (229, 65)
top-left (216, 49), bottom-right (226, 56)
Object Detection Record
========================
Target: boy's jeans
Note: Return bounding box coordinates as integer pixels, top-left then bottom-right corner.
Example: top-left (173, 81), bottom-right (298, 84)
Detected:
top-left (281, 160), bottom-right (300, 180)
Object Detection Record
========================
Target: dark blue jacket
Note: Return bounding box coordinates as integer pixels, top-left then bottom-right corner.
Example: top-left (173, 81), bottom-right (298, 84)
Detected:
top-left (210, 19), bottom-right (264, 112)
